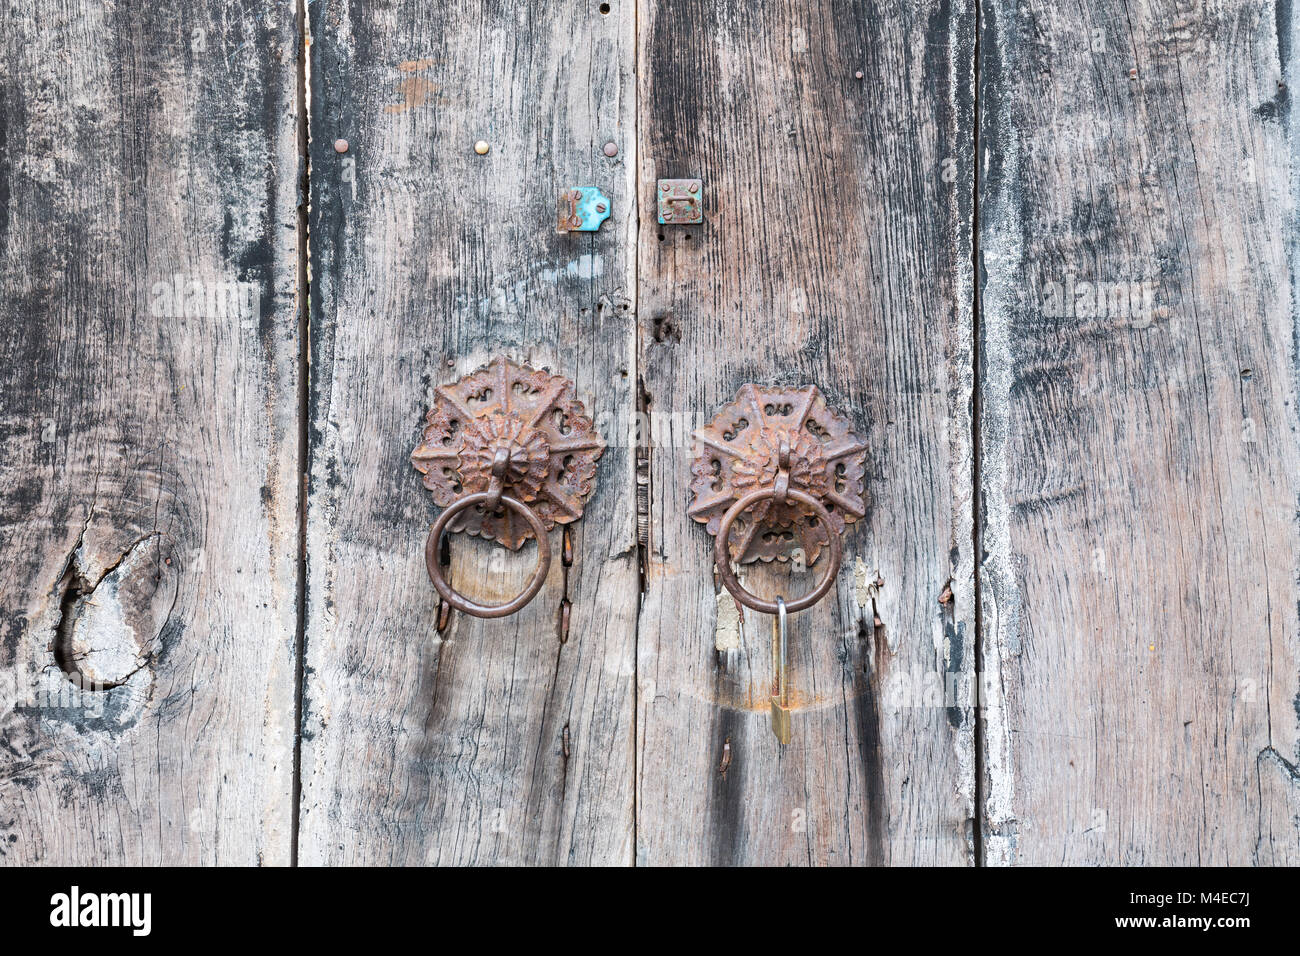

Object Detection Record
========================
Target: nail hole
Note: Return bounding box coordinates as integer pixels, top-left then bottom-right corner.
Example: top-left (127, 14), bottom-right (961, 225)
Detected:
top-left (657, 232), bottom-right (665, 241)
top-left (599, 2), bottom-right (610, 12)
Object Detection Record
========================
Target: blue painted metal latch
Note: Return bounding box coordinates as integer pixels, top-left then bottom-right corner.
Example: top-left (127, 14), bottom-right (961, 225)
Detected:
top-left (556, 187), bottom-right (611, 233)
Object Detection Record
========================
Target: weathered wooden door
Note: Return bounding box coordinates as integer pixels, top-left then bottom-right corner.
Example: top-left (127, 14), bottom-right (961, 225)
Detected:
top-left (2, 0), bottom-right (1297, 867)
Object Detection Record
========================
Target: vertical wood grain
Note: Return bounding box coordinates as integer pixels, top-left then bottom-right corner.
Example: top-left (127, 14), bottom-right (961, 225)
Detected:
top-left (7, 0), bottom-right (1288, 871)
top-left (300, 0), bottom-right (639, 865)
top-left (979, 0), bottom-right (1300, 864)
top-left (635, 0), bottom-right (977, 865)
top-left (0, 2), bottom-right (302, 864)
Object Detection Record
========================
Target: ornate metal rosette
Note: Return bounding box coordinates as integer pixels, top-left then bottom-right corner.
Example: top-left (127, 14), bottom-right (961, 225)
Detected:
top-left (411, 357), bottom-right (604, 550)
top-left (688, 384), bottom-right (867, 565)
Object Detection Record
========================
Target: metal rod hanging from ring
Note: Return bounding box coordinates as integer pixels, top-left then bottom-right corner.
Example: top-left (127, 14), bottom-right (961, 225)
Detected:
top-left (689, 384), bottom-right (867, 744)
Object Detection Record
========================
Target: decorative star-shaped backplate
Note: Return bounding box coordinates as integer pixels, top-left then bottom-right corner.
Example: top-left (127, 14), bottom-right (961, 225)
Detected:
top-left (411, 357), bottom-right (604, 549)
top-left (689, 384), bottom-right (867, 565)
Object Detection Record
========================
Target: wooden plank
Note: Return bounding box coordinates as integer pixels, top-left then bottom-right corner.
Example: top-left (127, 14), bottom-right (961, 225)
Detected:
top-left (979, 0), bottom-right (1300, 864)
top-left (300, 0), bottom-right (638, 864)
top-left (0, 3), bottom-right (301, 864)
top-left (635, 0), bottom-right (977, 864)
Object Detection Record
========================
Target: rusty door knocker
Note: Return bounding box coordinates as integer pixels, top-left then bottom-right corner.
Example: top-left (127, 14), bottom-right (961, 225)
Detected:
top-left (411, 357), bottom-right (605, 618)
top-left (689, 384), bottom-right (867, 741)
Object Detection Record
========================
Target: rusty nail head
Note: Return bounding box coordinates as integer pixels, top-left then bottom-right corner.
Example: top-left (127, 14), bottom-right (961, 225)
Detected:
top-left (334, 139), bottom-right (349, 153)
top-left (603, 141), bottom-right (618, 157)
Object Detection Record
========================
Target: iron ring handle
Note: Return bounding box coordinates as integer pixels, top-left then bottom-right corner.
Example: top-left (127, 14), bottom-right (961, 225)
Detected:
top-left (714, 487), bottom-right (842, 614)
top-left (425, 491), bottom-right (552, 618)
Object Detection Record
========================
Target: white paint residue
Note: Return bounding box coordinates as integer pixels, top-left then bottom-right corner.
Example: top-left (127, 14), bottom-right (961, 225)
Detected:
top-left (478, 254), bottom-right (606, 317)
top-left (977, 37), bottom-right (1024, 864)
top-left (852, 558), bottom-right (875, 609)
top-left (539, 253), bottom-right (604, 282)
top-left (713, 590), bottom-right (742, 651)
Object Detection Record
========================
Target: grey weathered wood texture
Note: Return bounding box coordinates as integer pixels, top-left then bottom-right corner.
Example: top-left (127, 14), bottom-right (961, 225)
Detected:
top-left (634, 0), bottom-right (977, 865)
top-left (979, 0), bottom-right (1300, 864)
top-left (299, 0), bottom-right (639, 864)
top-left (0, 2), bottom-right (302, 863)
top-left (3, 0), bottom-right (1297, 868)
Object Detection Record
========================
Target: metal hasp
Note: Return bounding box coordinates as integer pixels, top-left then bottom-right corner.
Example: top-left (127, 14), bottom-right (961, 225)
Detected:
top-left (556, 187), bottom-right (611, 233)
top-left (411, 357), bottom-right (605, 618)
top-left (657, 178), bottom-right (703, 224)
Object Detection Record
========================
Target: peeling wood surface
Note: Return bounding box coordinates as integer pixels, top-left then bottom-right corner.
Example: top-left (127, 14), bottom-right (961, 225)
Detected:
top-left (0, 2), bottom-right (302, 863)
top-left (979, 0), bottom-right (1300, 864)
top-left (299, 0), bottom-right (639, 864)
top-left (634, 0), bottom-right (977, 865)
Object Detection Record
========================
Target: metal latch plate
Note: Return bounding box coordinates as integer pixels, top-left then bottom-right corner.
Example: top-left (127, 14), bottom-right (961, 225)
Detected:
top-left (556, 187), bottom-right (611, 233)
top-left (657, 178), bottom-right (702, 224)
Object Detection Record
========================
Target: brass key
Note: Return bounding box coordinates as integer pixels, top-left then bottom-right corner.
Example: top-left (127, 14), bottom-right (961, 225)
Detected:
top-left (769, 597), bottom-right (792, 744)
